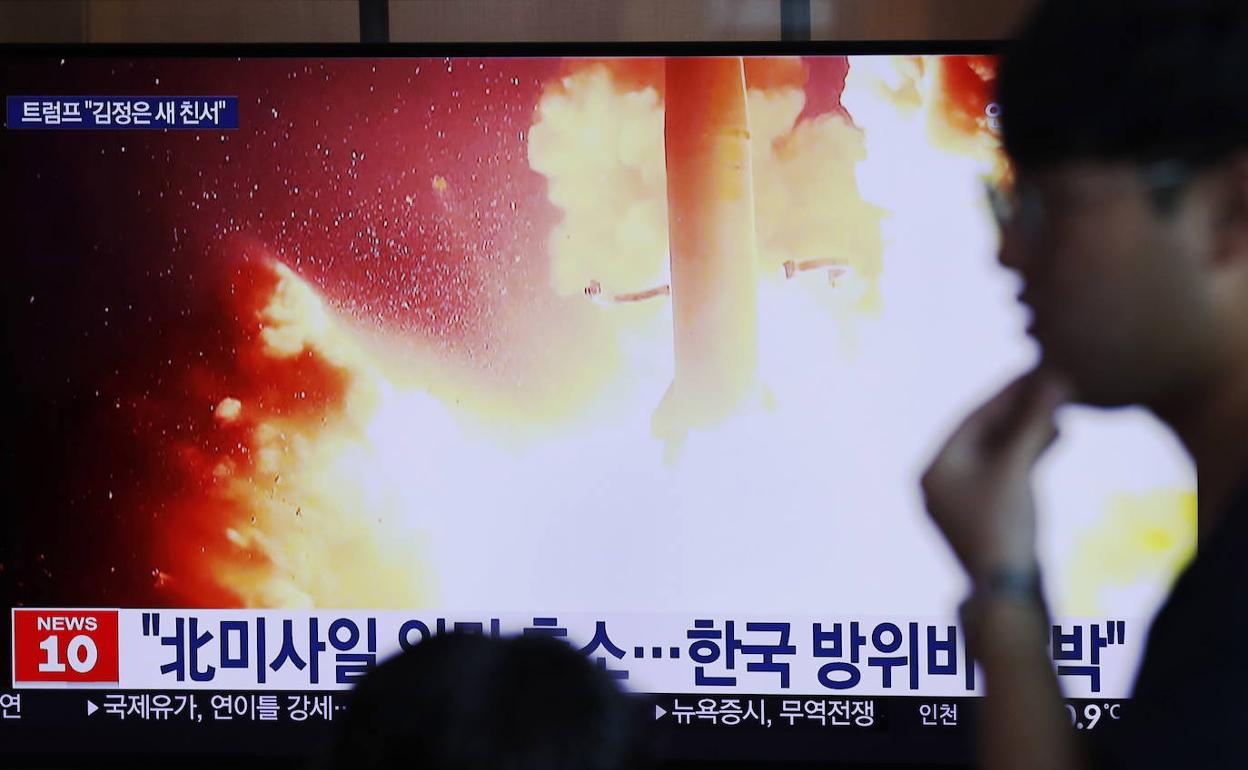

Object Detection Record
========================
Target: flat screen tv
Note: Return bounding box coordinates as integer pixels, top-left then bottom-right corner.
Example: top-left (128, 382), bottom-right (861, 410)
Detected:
top-left (0, 42), bottom-right (1195, 767)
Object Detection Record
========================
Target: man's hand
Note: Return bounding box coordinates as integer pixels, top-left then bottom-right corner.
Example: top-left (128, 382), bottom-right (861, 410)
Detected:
top-left (921, 369), bottom-right (1071, 581)
top-left (922, 369), bottom-right (1086, 770)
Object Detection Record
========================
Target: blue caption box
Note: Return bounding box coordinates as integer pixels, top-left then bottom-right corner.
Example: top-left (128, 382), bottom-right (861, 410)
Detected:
top-left (5, 96), bottom-right (239, 130)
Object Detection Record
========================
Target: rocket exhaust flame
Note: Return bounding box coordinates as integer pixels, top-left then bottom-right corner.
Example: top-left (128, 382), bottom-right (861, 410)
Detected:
top-left (190, 55), bottom-right (1012, 609)
top-left (56, 54), bottom-right (1165, 617)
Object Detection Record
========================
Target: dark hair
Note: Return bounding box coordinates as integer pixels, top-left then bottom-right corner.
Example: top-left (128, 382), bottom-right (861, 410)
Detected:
top-left (324, 632), bottom-right (645, 770)
top-left (999, 0), bottom-right (1248, 169)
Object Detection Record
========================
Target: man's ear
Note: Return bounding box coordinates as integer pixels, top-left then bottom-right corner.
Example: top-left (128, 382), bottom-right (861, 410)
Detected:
top-left (1214, 151), bottom-right (1248, 267)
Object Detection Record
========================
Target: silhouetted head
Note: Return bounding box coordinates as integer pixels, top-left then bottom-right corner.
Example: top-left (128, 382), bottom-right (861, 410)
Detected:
top-left (995, 0), bottom-right (1248, 409)
top-left (326, 632), bottom-right (644, 770)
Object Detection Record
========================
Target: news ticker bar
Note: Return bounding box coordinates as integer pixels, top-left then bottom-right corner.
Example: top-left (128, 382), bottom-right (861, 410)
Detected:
top-left (0, 690), bottom-right (1127, 733)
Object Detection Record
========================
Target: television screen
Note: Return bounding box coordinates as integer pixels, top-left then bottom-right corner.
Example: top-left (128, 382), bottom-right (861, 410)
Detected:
top-left (0, 44), bottom-right (1195, 766)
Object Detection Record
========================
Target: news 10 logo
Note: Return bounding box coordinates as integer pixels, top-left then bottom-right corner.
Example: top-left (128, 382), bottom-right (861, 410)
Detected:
top-left (11, 609), bottom-right (120, 684)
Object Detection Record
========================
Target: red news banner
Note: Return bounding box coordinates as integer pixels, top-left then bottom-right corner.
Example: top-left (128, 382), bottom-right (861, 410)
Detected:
top-left (11, 609), bottom-right (120, 684)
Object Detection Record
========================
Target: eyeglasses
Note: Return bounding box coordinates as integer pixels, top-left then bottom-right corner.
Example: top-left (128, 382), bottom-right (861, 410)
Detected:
top-left (985, 159), bottom-right (1193, 242)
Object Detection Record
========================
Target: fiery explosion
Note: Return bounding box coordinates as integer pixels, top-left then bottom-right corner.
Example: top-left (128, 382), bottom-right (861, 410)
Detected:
top-left (4, 54), bottom-right (1191, 619)
top-left (147, 55), bottom-right (998, 609)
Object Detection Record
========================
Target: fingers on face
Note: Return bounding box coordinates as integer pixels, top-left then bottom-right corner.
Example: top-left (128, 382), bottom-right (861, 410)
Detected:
top-left (929, 375), bottom-right (1030, 473)
top-left (923, 370), bottom-right (1069, 495)
top-left (1008, 374), bottom-right (1069, 461)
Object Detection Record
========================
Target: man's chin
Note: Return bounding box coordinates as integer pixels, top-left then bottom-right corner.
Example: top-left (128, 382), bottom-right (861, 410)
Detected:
top-left (1035, 355), bottom-right (1107, 408)
top-left (1041, 363), bottom-right (1136, 409)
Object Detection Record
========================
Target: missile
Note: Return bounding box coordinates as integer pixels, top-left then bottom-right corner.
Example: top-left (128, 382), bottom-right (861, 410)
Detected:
top-left (653, 57), bottom-right (765, 447)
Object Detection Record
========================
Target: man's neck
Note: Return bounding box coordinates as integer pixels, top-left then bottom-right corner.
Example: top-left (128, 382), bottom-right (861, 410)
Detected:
top-left (1154, 363), bottom-right (1248, 541)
